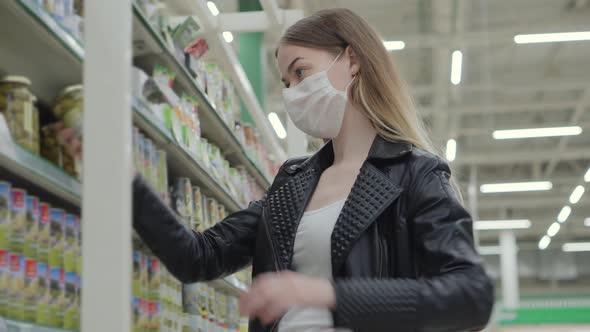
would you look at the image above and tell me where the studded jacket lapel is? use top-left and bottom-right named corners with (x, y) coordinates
top-left (264, 167), bottom-right (319, 269)
top-left (331, 161), bottom-right (403, 275)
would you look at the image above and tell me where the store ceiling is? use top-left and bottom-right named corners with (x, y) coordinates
top-left (270, 0), bottom-right (590, 246)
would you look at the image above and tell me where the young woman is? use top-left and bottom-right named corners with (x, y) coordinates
top-left (134, 8), bottom-right (493, 332)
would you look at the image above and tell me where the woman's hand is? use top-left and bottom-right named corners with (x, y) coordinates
top-left (239, 271), bottom-right (336, 325)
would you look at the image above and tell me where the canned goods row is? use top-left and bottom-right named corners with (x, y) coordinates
top-left (183, 282), bottom-right (243, 332)
top-left (134, 126), bottom-right (169, 204)
top-left (132, 250), bottom-right (184, 332)
top-left (0, 179), bottom-right (82, 330)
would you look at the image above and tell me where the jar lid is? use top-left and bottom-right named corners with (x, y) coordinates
top-left (58, 84), bottom-right (83, 97)
top-left (0, 75), bottom-right (31, 86)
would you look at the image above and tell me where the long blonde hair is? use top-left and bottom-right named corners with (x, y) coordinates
top-left (280, 8), bottom-right (463, 198)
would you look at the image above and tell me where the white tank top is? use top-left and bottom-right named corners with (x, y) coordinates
top-left (278, 199), bottom-right (352, 332)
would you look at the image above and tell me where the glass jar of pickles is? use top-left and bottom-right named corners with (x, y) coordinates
top-left (0, 76), bottom-right (39, 154)
top-left (53, 85), bottom-right (83, 139)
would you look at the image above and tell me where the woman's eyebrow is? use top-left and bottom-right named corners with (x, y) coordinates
top-left (287, 57), bottom-right (304, 73)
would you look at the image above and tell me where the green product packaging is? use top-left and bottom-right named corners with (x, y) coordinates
top-left (37, 203), bottom-right (51, 264)
top-left (24, 196), bottom-right (39, 258)
top-left (149, 300), bottom-right (161, 332)
top-left (23, 257), bottom-right (37, 322)
top-left (0, 182), bottom-right (11, 250)
top-left (158, 150), bottom-right (169, 204)
top-left (36, 262), bottom-right (50, 325)
top-left (192, 187), bottom-right (204, 233)
top-left (48, 267), bottom-right (65, 327)
top-left (8, 253), bottom-right (24, 320)
top-left (132, 297), bottom-right (142, 332)
top-left (49, 208), bottom-right (65, 267)
top-left (63, 271), bottom-right (77, 330)
top-left (64, 214), bottom-right (78, 272)
top-left (171, 16), bottom-right (201, 50)
top-left (144, 139), bottom-right (154, 187)
top-left (132, 252), bottom-right (144, 297)
top-left (148, 257), bottom-right (160, 301)
top-left (10, 188), bottom-right (27, 253)
top-left (0, 250), bottom-right (8, 316)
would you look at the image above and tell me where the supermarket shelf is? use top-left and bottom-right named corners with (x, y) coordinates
top-left (154, 0), bottom-right (287, 163)
top-left (0, 143), bottom-right (81, 207)
top-left (131, 4), bottom-right (273, 188)
top-left (210, 275), bottom-right (248, 296)
top-left (133, 98), bottom-right (244, 212)
top-left (5, 319), bottom-right (73, 332)
top-left (0, 0), bottom-right (83, 102)
top-left (1, 0), bottom-right (271, 189)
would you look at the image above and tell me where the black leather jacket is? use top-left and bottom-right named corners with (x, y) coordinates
top-left (133, 136), bottom-right (494, 332)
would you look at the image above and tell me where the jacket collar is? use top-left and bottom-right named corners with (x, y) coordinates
top-left (291, 135), bottom-right (413, 174)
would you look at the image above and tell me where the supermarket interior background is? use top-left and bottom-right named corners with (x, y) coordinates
top-left (0, 0), bottom-right (590, 331)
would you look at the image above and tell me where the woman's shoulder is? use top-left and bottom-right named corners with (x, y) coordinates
top-left (404, 145), bottom-right (451, 177)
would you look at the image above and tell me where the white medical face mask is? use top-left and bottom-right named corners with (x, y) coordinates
top-left (282, 52), bottom-right (354, 139)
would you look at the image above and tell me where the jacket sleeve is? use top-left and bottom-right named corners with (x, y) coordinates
top-left (132, 175), bottom-right (261, 284)
top-left (332, 161), bottom-right (494, 332)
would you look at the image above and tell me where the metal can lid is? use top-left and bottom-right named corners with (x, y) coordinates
top-left (0, 75), bottom-right (31, 86)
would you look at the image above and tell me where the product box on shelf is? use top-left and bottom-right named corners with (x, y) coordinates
top-left (206, 198), bottom-right (219, 229)
top-left (38, 203), bottom-right (51, 264)
top-left (133, 252), bottom-right (147, 298)
top-left (0, 249), bottom-right (8, 316)
top-left (23, 257), bottom-right (38, 322)
top-left (172, 177), bottom-right (194, 229)
top-left (24, 196), bottom-right (39, 258)
top-left (148, 256), bottom-right (160, 301)
top-left (36, 261), bottom-right (50, 325)
top-left (9, 188), bottom-right (26, 254)
top-left (0, 181), bottom-right (10, 252)
top-left (216, 292), bottom-right (228, 332)
top-left (49, 208), bottom-right (65, 267)
top-left (192, 186), bottom-right (205, 233)
top-left (63, 270), bottom-right (77, 330)
top-left (64, 214), bottom-right (78, 272)
top-left (48, 267), bottom-right (65, 327)
top-left (8, 253), bottom-right (25, 320)
top-left (208, 286), bottom-right (217, 330)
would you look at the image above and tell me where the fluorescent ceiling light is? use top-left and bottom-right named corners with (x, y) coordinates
top-left (268, 112), bottom-right (287, 139)
top-left (207, 1), bottom-right (220, 16)
top-left (585, 217), bottom-right (590, 227)
top-left (480, 181), bottom-right (552, 193)
top-left (538, 235), bottom-right (551, 250)
top-left (547, 222), bottom-right (561, 237)
top-left (222, 31), bottom-right (234, 43)
top-left (446, 139), bottom-right (457, 162)
top-left (478, 246), bottom-right (501, 256)
top-left (562, 242), bottom-right (590, 252)
top-left (492, 126), bottom-right (582, 140)
top-left (450, 50), bottom-right (463, 85)
top-left (514, 31), bottom-right (590, 44)
top-left (569, 185), bottom-right (585, 204)
top-left (557, 206), bottom-right (572, 223)
top-left (383, 41), bottom-right (405, 51)
top-left (475, 219), bottom-right (531, 230)
top-left (585, 167), bottom-right (590, 182)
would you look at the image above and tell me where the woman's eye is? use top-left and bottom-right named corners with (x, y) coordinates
top-left (295, 69), bottom-right (305, 78)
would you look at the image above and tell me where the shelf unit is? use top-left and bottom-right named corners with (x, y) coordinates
top-left (1, 0), bottom-right (257, 330)
top-left (132, 4), bottom-right (273, 189)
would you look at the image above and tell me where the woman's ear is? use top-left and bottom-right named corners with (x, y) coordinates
top-left (346, 46), bottom-right (360, 76)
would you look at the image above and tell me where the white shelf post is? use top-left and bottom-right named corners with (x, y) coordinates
top-left (82, 0), bottom-right (133, 331)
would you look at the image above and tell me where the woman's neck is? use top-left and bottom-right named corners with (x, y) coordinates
top-left (332, 103), bottom-right (377, 166)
